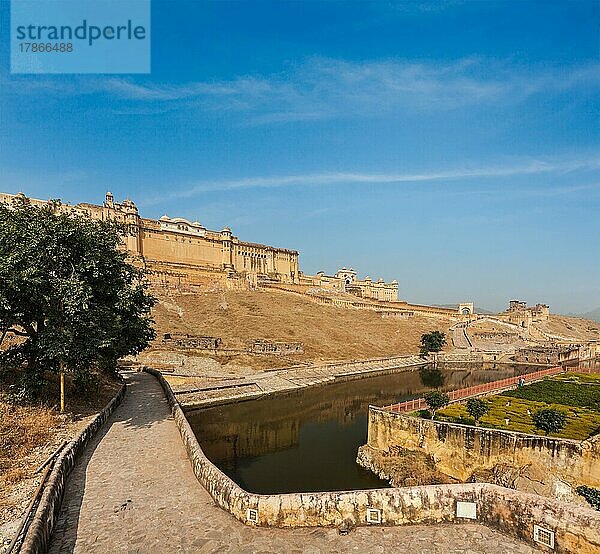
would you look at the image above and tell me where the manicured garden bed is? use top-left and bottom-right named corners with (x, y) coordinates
top-left (433, 373), bottom-right (600, 440)
top-left (501, 374), bottom-right (600, 411)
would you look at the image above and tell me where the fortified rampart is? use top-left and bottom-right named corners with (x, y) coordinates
top-left (515, 345), bottom-right (581, 365)
top-left (361, 408), bottom-right (600, 503)
top-left (261, 282), bottom-right (472, 319)
top-left (498, 300), bottom-right (550, 329)
top-left (2, 191), bottom-right (480, 315)
top-left (299, 267), bottom-right (398, 302)
top-left (0, 191), bottom-right (299, 287)
top-left (145, 367), bottom-right (600, 553)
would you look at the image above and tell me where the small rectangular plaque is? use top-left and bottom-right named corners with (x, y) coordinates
top-left (534, 525), bottom-right (555, 548)
top-left (246, 508), bottom-right (258, 523)
top-left (366, 507), bottom-right (382, 524)
top-left (456, 501), bottom-right (477, 519)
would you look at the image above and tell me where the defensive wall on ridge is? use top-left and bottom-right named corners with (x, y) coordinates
top-left (260, 282), bottom-right (471, 319)
top-left (1, 191), bottom-right (478, 316)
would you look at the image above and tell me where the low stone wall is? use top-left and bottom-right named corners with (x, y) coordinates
top-left (146, 367), bottom-right (600, 553)
top-left (364, 408), bottom-right (600, 502)
top-left (162, 333), bottom-right (222, 349)
top-left (247, 339), bottom-right (304, 354)
top-left (20, 382), bottom-right (127, 554)
top-left (473, 332), bottom-right (519, 342)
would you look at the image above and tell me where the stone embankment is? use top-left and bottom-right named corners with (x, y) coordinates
top-left (360, 407), bottom-right (600, 503)
top-left (169, 354), bottom-right (428, 409)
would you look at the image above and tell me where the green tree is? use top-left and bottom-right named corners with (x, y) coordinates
top-left (576, 486), bottom-right (600, 511)
top-left (0, 198), bottom-right (156, 399)
top-left (466, 398), bottom-right (490, 426)
top-left (420, 331), bottom-right (446, 357)
top-left (424, 390), bottom-right (449, 419)
top-left (532, 408), bottom-right (566, 436)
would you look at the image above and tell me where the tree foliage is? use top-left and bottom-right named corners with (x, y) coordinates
top-left (0, 198), bottom-right (156, 398)
top-left (420, 331), bottom-right (446, 356)
top-left (576, 486), bottom-right (600, 511)
top-left (424, 390), bottom-right (449, 419)
top-left (532, 408), bottom-right (566, 436)
top-left (466, 398), bottom-right (490, 425)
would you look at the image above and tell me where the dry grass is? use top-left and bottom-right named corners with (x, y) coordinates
top-left (469, 319), bottom-right (520, 334)
top-left (0, 370), bottom-right (121, 526)
top-left (149, 289), bottom-right (453, 369)
top-left (538, 315), bottom-right (600, 341)
top-left (0, 403), bottom-right (59, 484)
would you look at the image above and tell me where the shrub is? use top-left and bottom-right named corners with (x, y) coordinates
top-left (532, 408), bottom-right (567, 436)
top-left (420, 331), bottom-right (446, 356)
top-left (576, 485), bottom-right (600, 510)
top-left (466, 398), bottom-right (490, 425)
top-left (424, 390), bottom-right (450, 419)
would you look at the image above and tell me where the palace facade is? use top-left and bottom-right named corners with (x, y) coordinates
top-left (299, 267), bottom-right (399, 302)
top-left (0, 191), bottom-right (299, 287)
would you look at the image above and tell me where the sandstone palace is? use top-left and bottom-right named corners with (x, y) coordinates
top-left (0, 191), bottom-right (399, 300)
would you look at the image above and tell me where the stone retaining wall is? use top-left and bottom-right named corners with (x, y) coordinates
top-left (435, 352), bottom-right (484, 362)
top-left (247, 339), bottom-right (304, 354)
top-left (20, 382), bottom-right (126, 554)
top-left (145, 367), bottom-right (600, 553)
top-left (364, 408), bottom-right (600, 502)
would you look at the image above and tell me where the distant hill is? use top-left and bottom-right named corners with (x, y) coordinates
top-left (581, 307), bottom-right (600, 323)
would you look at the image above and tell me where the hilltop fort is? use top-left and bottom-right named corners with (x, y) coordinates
top-left (0, 191), bottom-right (401, 301)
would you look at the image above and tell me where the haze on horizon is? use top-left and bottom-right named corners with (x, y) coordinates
top-left (1, 1), bottom-right (599, 314)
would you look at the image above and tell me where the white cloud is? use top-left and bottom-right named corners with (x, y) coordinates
top-left (137, 155), bottom-right (600, 204)
top-left (4, 57), bottom-right (599, 122)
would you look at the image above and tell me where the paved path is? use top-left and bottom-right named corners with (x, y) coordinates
top-left (49, 372), bottom-right (536, 553)
top-left (450, 322), bottom-right (472, 350)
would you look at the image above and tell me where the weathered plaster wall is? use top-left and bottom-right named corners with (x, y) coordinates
top-left (365, 408), bottom-right (600, 501)
top-left (146, 367), bottom-right (600, 553)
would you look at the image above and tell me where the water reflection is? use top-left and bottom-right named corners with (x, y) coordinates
top-left (187, 363), bottom-right (540, 494)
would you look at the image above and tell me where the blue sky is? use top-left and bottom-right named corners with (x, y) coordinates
top-left (1, 0), bottom-right (599, 313)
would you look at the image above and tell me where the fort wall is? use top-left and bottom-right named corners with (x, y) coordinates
top-left (0, 192), bottom-right (299, 287)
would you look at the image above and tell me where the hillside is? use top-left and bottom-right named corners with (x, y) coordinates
top-left (581, 307), bottom-right (600, 323)
top-left (143, 288), bottom-right (452, 371)
top-left (137, 288), bottom-right (600, 375)
top-left (536, 314), bottom-right (600, 341)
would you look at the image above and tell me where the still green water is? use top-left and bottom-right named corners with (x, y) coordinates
top-left (188, 363), bottom-right (541, 494)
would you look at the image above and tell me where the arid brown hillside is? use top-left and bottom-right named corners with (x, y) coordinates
top-left (147, 289), bottom-right (452, 369)
top-left (538, 315), bottom-right (600, 341)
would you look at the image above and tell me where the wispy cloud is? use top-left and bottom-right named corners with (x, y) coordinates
top-left (138, 155), bottom-right (600, 204)
top-left (4, 57), bottom-right (599, 123)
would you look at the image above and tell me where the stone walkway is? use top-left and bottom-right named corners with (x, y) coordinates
top-left (49, 372), bottom-right (536, 553)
